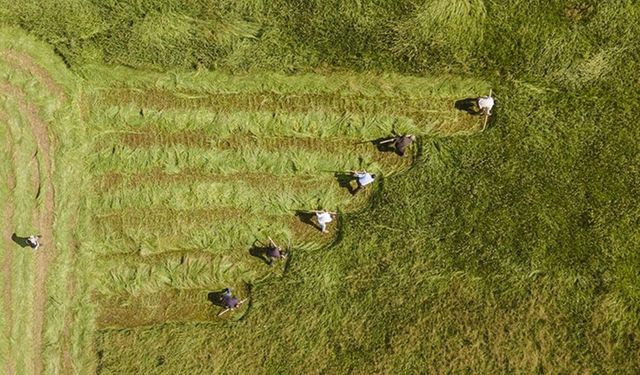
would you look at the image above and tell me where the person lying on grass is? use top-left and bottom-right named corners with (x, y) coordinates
top-left (379, 134), bottom-right (416, 157)
top-left (477, 95), bottom-right (494, 116)
top-left (26, 234), bottom-right (41, 250)
top-left (266, 236), bottom-right (287, 266)
top-left (313, 210), bottom-right (337, 234)
top-left (351, 170), bottom-right (376, 194)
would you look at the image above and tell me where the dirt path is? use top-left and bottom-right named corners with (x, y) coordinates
top-left (1, 108), bottom-right (17, 375)
top-left (1, 50), bottom-right (65, 104)
top-left (0, 82), bottom-right (56, 375)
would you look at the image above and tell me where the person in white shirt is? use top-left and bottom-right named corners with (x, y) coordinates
top-left (26, 234), bottom-right (41, 250)
top-left (313, 210), bottom-right (336, 233)
top-left (476, 96), bottom-right (494, 115)
top-left (351, 171), bottom-right (376, 194)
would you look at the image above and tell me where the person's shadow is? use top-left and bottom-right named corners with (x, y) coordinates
top-left (370, 136), bottom-right (397, 153)
top-left (455, 98), bottom-right (482, 115)
top-left (11, 233), bottom-right (31, 248)
top-left (334, 172), bottom-right (357, 195)
top-left (295, 210), bottom-right (319, 231)
top-left (207, 290), bottom-right (227, 308)
top-left (249, 241), bottom-right (271, 265)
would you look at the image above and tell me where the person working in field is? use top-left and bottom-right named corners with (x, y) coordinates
top-left (379, 134), bottom-right (416, 157)
top-left (266, 236), bottom-right (287, 266)
top-left (26, 234), bottom-right (41, 250)
top-left (477, 95), bottom-right (494, 116)
top-left (351, 170), bottom-right (376, 194)
top-left (314, 210), bottom-right (336, 234)
top-left (222, 288), bottom-right (239, 310)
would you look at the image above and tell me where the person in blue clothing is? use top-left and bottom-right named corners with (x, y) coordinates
top-left (266, 236), bottom-right (287, 266)
top-left (221, 288), bottom-right (239, 309)
top-left (351, 170), bottom-right (376, 194)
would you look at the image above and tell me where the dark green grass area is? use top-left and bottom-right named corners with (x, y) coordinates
top-left (4, 0), bottom-right (636, 77)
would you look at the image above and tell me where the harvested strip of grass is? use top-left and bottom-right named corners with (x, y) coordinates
top-left (92, 134), bottom-right (412, 178)
top-left (90, 105), bottom-right (422, 138)
top-left (95, 252), bottom-right (255, 297)
top-left (1, 86), bottom-right (40, 375)
top-left (95, 177), bottom-right (352, 212)
top-left (0, 107), bottom-right (12, 373)
top-left (95, 170), bottom-right (333, 193)
top-left (98, 88), bottom-right (479, 133)
top-left (96, 288), bottom-right (227, 329)
top-left (93, 208), bottom-right (336, 256)
top-left (88, 145), bottom-right (392, 177)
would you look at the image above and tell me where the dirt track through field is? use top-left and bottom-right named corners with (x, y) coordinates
top-left (1, 50), bottom-right (65, 104)
top-left (0, 82), bottom-right (56, 375)
top-left (1, 108), bottom-right (17, 375)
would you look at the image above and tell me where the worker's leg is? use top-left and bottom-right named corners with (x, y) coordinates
top-left (319, 221), bottom-right (327, 233)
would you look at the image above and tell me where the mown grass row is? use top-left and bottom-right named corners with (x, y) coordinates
top-left (89, 144), bottom-right (406, 177)
top-left (0, 107), bottom-right (9, 374)
top-left (92, 106), bottom-right (421, 139)
top-left (97, 179), bottom-right (354, 213)
top-left (1, 87), bottom-right (41, 375)
top-left (94, 208), bottom-right (332, 256)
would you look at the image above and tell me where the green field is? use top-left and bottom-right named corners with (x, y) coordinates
top-left (1, 1), bottom-right (639, 374)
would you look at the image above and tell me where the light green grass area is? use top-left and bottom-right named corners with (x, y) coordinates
top-left (1, 1), bottom-right (640, 374)
top-left (82, 67), bottom-right (487, 332)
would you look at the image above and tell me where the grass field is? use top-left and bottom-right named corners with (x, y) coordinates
top-left (1, 0), bottom-right (640, 374)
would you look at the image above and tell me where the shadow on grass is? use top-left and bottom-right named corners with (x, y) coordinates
top-left (455, 98), bottom-right (482, 115)
top-left (11, 233), bottom-right (31, 248)
top-left (206, 290), bottom-right (226, 308)
top-left (334, 172), bottom-right (357, 195)
top-left (295, 210), bottom-right (320, 232)
top-left (371, 136), bottom-right (397, 153)
top-left (249, 240), bottom-right (271, 265)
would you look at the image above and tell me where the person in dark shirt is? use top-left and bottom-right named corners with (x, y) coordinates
top-left (266, 236), bottom-right (287, 266)
top-left (221, 288), bottom-right (239, 309)
top-left (379, 134), bottom-right (416, 157)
